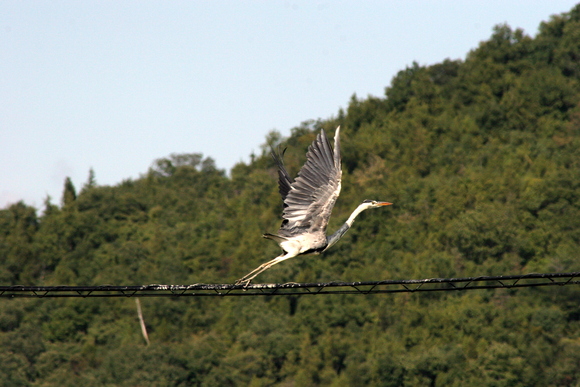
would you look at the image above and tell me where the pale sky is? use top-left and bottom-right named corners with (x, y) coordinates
top-left (2, 1), bottom-right (578, 209)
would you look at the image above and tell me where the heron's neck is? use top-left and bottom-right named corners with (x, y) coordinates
top-left (325, 203), bottom-right (369, 251)
top-left (346, 203), bottom-right (369, 227)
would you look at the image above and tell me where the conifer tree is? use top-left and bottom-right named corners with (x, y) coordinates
top-left (61, 177), bottom-right (76, 207)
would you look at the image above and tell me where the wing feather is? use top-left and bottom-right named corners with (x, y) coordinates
top-left (278, 127), bottom-right (342, 238)
top-left (271, 147), bottom-right (292, 201)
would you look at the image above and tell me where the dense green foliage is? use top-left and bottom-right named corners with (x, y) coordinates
top-left (2, 6), bottom-right (580, 385)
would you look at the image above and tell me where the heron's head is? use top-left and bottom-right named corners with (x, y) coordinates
top-left (361, 199), bottom-right (392, 210)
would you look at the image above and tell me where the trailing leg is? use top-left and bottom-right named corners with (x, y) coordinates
top-left (235, 253), bottom-right (295, 286)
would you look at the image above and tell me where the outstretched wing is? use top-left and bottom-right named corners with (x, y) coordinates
top-left (271, 147), bottom-right (292, 202)
top-left (278, 127), bottom-right (342, 237)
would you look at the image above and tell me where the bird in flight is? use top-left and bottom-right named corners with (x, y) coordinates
top-left (235, 126), bottom-right (391, 285)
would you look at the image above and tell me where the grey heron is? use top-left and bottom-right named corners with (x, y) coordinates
top-left (235, 126), bottom-right (391, 285)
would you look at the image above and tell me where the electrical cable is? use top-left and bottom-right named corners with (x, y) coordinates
top-left (1, 272), bottom-right (579, 298)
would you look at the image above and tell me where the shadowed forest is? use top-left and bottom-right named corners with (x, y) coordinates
top-left (2, 5), bottom-right (580, 386)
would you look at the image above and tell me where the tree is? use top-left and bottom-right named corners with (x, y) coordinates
top-left (61, 177), bottom-right (77, 207)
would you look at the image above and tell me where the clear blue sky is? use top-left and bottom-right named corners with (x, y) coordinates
top-left (2, 1), bottom-right (578, 209)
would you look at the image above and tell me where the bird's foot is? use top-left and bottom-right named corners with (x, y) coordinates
top-left (234, 278), bottom-right (253, 288)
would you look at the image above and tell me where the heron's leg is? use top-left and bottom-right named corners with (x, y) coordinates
top-left (235, 254), bottom-right (294, 286)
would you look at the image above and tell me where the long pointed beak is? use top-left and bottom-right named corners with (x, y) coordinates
top-left (377, 201), bottom-right (392, 206)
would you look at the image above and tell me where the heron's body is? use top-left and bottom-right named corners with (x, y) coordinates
top-left (235, 127), bottom-right (391, 285)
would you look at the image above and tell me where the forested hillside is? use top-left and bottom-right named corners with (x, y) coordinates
top-left (2, 5), bottom-right (580, 386)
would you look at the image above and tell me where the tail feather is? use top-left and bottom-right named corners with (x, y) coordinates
top-left (263, 233), bottom-right (288, 244)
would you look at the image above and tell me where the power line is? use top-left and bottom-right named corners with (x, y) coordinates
top-left (1, 272), bottom-right (579, 298)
